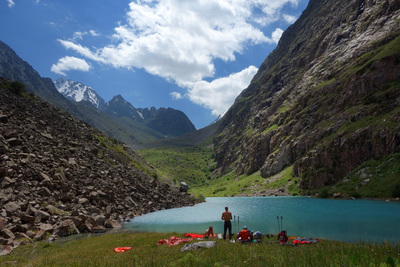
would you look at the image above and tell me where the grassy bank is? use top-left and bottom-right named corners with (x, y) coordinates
top-left (1, 232), bottom-right (399, 266)
top-left (190, 167), bottom-right (299, 197)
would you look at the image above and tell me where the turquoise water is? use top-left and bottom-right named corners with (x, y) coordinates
top-left (125, 197), bottom-right (400, 243)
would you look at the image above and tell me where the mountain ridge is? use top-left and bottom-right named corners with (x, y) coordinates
top-left (214, 0), bottom-right (400, 194)
top-left (55, 77), bottom-right (196, 138)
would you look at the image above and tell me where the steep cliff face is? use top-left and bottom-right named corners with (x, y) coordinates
top-left (214, 0), bottom-right (400, 192)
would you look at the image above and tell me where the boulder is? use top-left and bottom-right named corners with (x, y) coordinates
top-left (0, 245), bottom-right (13, 256)
top-left (54, 219), bottom-right (80, 237)
top-left (104, 219), bottom-right (121, 229)
top-left (35, 210), bottom-right (50, 223)
top-left (4, 201), bottom-right (20, 215)
top-left (33, 229), bottom-right (48, 241)
top-left (20, 213), bottom-right (35, 224)
top-left (0, 217), bottom-right (5, 231)
top-left (92, 214), bottom-right (106, 226)
top-left (1, 229), bottom-right (15, 240)
top-left (38, 187), bottom-right (51, 197)
top-left (181, 241), bottom-right (217, 251)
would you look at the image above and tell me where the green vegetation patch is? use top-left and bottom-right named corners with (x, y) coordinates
top-left (349, 34), bottom-right (400, 76)
top-left (191, 166), bottom-right (300, 197)
top-left (1, 232), bottom-right (399, 266)
top-left (313, 153), bottom-right (400, 199)
top-left (137, 146), bottom-right (215, 187)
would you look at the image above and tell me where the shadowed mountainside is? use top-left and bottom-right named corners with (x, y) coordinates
top-left (214, 0), bottom-right (400, 193)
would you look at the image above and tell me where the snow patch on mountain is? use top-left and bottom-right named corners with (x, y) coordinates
top-left (55, 78), bottom-right (105, 109)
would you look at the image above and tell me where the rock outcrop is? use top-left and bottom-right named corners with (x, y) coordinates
top-left (0, 78), bottom-right (195, 254)
top-left (214, 0), bottom-right (400, 192)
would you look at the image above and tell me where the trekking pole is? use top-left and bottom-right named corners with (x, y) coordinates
top-left (277, 216), bottom-right (280, 232)
top-left (234, 215), bottom-right (236, 233)
top-left (280, 216), bottom-right (283, 232)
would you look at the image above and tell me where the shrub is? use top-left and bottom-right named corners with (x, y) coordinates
top-left (391, 182), bottom-right (400, 198)
top-left (9, 81), bottom-right (25, 95)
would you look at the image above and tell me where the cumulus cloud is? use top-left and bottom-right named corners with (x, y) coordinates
top-left (89, 30), bottom-right (99, 37)
top-left (55, 0), bottom-right (299, 115)
top-left (271, 28), bottom-right (284, 44)
top-left (51, 56), bottom-right (91, 76)
top-left (170, 91), bottom-right (183, 100)
top-left (187, 66), bottom-right (258, 116)
top-left (283, 14), bottom-right (297, 24)
top-left (7, 0), bottom-right (15, 8)
top-left (57, 0), bottom-right (298, 85)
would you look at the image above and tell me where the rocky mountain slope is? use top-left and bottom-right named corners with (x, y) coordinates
top-left (0, 78), bottom-right (195, 254)
top-left (102, 95), bottom-right (196, 137)
top-left (214, 0), bottom-right (400, 193)
top-left (55, 78), bottom-right (196, 138)
top-left (0, 42), bottom-right (195, 144)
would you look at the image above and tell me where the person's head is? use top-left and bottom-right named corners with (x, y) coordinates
top-left (225, 207), bottom-right (228, 211)
top-left (209, 226), bottom-right (213, 230)
top-left (243, 226), bottom-right (247, 230)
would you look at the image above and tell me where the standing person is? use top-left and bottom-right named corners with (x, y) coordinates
top-left (221, 206), bottom-right (232, 240)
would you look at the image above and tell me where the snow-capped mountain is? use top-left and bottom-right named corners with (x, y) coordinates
top-left (54, 78), bottom-right (196, 137)
top-left (55, 78), bottom-right (105, 109)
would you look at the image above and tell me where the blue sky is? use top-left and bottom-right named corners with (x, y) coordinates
top-left (1, 0), bottom-right (309, 129)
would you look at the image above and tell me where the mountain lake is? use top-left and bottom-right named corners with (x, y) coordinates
top-left (124, 197), bottom-right (400, 244)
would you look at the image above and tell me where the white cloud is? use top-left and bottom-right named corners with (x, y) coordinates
top-left (7, 0), bottom-right (15, 8)
top-left (271, 28), bottom-right (284, 44)
top-left (89, 30), bottom-right (99, 37)
top-left (283, 14), bottom-right (297, 24)
top-left (73, 31), bottom-right (86, 40)
top-left (51, 56), bottom-right (91, 76)
top-left (55, 0), bottom-right (299, 115)
top-left (72, 30), bottom-right (100, 40)
top-left (170, 92), bottom-right (183, 100)
top-left (56, 0), bottom-right (298, 85)
top-left (187, 66), bottom-right (258, 116)
top-left (58, 40), bottom-right (107, 63)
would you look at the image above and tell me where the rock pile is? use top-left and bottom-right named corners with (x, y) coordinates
top-left (0, 78), bottom-right (195, 255)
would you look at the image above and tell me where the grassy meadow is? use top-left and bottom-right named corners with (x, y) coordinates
top-left (136, 146), bottom-right (216, 187)
top-left (1, 232), bottom-right (399, 266)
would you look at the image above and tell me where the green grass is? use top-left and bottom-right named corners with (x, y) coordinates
top-left (137, 146), bottom-right (215, 187)
top-left (1, 232), bottom-right (399, 266)
top-left (191, 166), bottom-right (299, 197)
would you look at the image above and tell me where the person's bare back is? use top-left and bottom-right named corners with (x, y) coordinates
top-left (221, 210), bottom-right (232, 221)
top-left (221, 206), bottom-right (232, 221)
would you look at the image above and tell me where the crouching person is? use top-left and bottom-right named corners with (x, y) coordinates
top-left (204, 226), bottom-right (214, 238)
top-left (237, 226), bottom-right (253, 244)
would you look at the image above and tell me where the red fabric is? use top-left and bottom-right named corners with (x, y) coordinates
top-left (156, 236), bottom-right (194, 246)
top-left (114, 247), bottom-right (132, 253)
top-left (185, 233), bottom-right (205, 238)
top-left (237, 229), bottom-right (252, 241)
